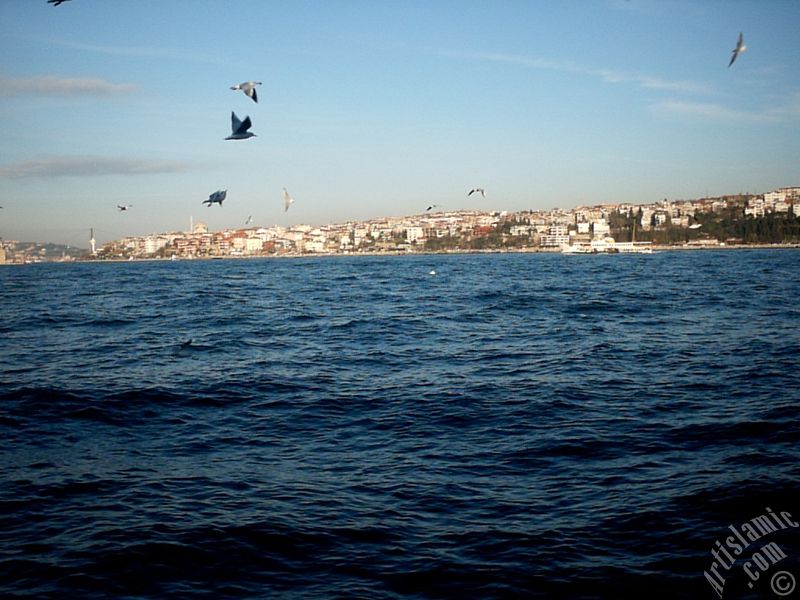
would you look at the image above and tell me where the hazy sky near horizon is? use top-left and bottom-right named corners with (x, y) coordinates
top-left (1, 0), bottom-right (798, 247)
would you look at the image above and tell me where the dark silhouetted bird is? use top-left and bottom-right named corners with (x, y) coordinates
top-left (203, 190), bottom-right (227, 207)
top-left (225, 112), bottom-right (255, 140)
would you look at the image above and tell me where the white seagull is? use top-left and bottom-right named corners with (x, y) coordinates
top-left (225, 112), bottom-right (256, 140)
top-left (117, 204), bottom-right (132, 212)
top-left (245, 215), bottom-right (253, 225)
top-left (230, 81), bottom-right (262, 103)
top-left (283, 188), bottom-right (295, 212)
top-left (426, 204), bottom-right (441, 211)
top-left (468, 188), bottom-right (486, 198)
top-left (729, 32), bottom-right (746, 67)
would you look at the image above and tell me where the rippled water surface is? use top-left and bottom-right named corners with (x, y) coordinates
top-left (1, 250), bottom-right (798, 599)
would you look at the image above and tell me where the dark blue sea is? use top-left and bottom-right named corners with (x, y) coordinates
top-left (1, 250), bottom-right (798, 599)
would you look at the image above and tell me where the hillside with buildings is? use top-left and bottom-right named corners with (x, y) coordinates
top-left (96, 186), bottom-right (800, 260)
top-left (0, 241), bottom-right (85, 265)
top-left (2, 187), bottom-right (798, 264)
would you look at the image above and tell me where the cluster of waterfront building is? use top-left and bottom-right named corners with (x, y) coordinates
top-left (91, 186), bottom-right (798, 259)
top-left (97, 209), bottom-right (495, 259)
top-left (2, 187), bottom-right (796, 263)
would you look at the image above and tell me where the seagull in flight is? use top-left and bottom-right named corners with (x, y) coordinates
top-left (283, 188), bottom-right (295, 212)
top-left (117, 204), bottom-right (132, 212)
top-left (203, 190), bottom-right (227, 207)
top-left (728, 32), bottom-right (747, 67)
top-left (468, 188), bottom-right (486, 198)
top-left (225, 112), bottom-right (255, 140)
top-left (426, 204), bottom-right (441, 211)
top-left (245, 215), bottom-right (253, 225)
top-left (47, 0), bottom-right (71, 6)
top-left (230, 81), bottom-right (262, 103)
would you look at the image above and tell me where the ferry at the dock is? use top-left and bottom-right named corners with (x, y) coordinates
top-left (562, 237), bottom-right (653, 254)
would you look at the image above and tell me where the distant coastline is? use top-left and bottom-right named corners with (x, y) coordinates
top-left (2, 186), bottom-right (798, 264)
top-left (4, 241), bottom-right (800, 267)
top-left (89, 186), bottom-right (800, 262)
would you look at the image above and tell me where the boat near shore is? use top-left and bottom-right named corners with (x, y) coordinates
top-left (562, 237), bottom-right (653, 254)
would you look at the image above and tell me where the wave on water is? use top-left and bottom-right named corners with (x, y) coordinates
top-left (1, 251), bottom-right (799, 598)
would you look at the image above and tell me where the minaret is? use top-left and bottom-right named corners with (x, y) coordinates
top-left (90, 228), bottom-right (97, 255)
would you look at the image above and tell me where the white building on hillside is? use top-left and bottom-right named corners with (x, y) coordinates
top-left (591, 219), bottom-right (610, 239)
top-left (765, 187), bottom-right (800, 203)
top-left (405, 227), bottom-right (425, 243)
top-left (745, 197), bottom-right (766, 218)
top-left (541, 225), bottom-right (569, 247)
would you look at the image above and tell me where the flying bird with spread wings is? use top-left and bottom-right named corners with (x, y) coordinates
top-left (47, 0), bottom-right (72, 6)
top-left (230, 81), bottom-right (262, 103)
top-left (729, 32), bottom-right (747, 67)
top-left (283, 188), bottom-right (295, 212)
top-left (203, 190), bottom-right (227, 207)
top-left (117, 205), bottom-right (132, 212)
top-left (468, 188), bottom-right (486, 198)
top-left (225, 112), bottom-right (256, 140)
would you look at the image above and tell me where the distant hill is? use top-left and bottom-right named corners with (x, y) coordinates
top-left (0, 240), bottom-right (88, 264)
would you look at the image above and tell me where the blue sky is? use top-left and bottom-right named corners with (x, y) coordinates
top-left (1, 0), bottom-right (798, 247)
